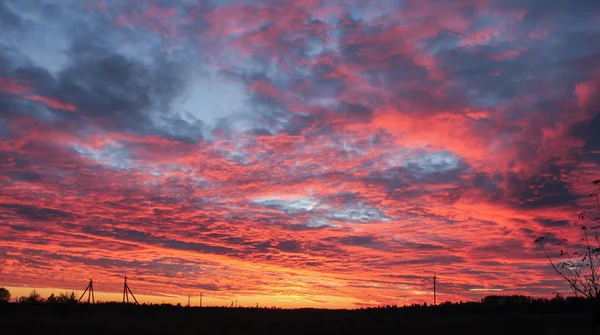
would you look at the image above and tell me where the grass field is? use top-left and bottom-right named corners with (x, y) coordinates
top-left (1, 299), bottom-right (599, 334)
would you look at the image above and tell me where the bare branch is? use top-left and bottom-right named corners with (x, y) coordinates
top-left (536, 180), bottom-right (600, 299)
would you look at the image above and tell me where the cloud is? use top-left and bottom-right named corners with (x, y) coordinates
top-left (0, 2), bottom-right (21, 28)
top-left (0, 0), bottom-right (599, 308)
top-left (275, 240), bottom-right (304, 253)
top-left (536, 218), bottom-right (570, 228)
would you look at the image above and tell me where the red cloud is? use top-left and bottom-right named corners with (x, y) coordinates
top-left (25, 95), bottom-right (76, 112)
top-left (0, 77), bottom-right (76, 112)
top-left (574, 66), bottom-right (600, 109)
top-left (1, 0), bottom-right (600, 309)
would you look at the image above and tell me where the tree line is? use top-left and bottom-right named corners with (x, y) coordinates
top-left (0, 288), bottom-right (77, 304)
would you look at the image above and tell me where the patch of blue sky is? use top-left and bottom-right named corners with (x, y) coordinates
top-left (72, 142), bottom-right (135, 170)
top-left (328, 204), bottom-right (391, 223)
top-left (403, 150), bottom-right (461, 173)
top-left (253, 197), bottom-right (317, 214)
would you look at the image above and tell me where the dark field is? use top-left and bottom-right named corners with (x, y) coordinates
top-left (2, 299), bottom-right (600, 335)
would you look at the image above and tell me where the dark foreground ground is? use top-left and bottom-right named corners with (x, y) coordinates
top-left (2, 300), bottom-right (600, 335)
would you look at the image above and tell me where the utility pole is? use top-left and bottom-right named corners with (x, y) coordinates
top-left (122, 276), bottom-right (139, 305)
top-left (123, 276), bottom-right (127, 303)
top-left (433, 275), bottom-right (437, 306)
top-left (78, 279), bottom-right (95, 304)
top-left (188, 294), bottom-right (190, 307)
top-left (200, 292), bottom-right (203, 307)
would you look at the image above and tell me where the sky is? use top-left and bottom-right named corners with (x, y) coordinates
top-left (0, 0), bottom-right (599, 308)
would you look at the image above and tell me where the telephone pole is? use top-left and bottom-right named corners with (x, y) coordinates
top-left (78, 279), bottom-right (95, 304)
top-left (199, 292), bottom-right (203, 307)
top-left (122, 276), bottom-right (139, 305)
top-left (188, 294), bottom-right (191, 307)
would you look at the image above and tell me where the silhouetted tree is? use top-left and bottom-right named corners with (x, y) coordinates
top-left (60, 291), bottom-right (77, 304)
top-left (536, 180), bottom-right (600, 299)
top-left (482, 295), bottom-right (532, 306)
top-left (18, 290), bottom-right (44, 304)
top-left (0, 287), bottom-right (10, 303)
top-left (47, 291), bottom-right (77, 304)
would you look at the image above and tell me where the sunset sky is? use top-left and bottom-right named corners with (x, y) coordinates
top-left (1, 0), bottom-right (599, 308)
